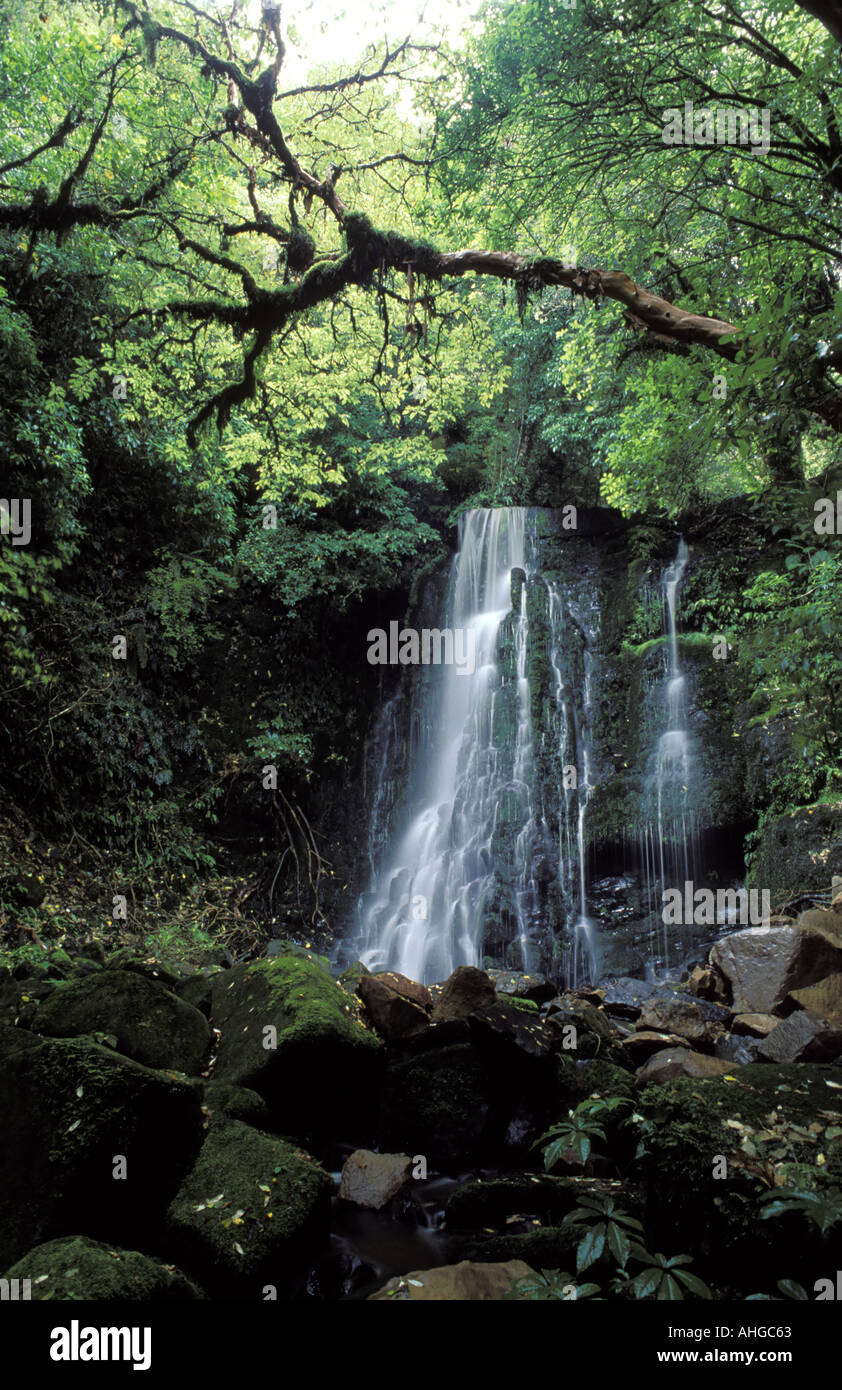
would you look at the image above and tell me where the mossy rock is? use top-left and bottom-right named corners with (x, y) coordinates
top-left (210, 957), bottom-right (383, 1143)
top-left (104, 954), bottom-right (184, 988)
top-left (175, 971), bottom-right (220, 1017)
top-left (446, 1175), bottom-right (586, 1230)
top-left (0, 975), bottom-right (55, 1026)
top-left (635, 1063), bottom-right (842, 1293)
top-left (0, 1030), bottom-right (203, 1267)
top-left (377, 1042), bottom-right (495, 1170)
top-left (557, 1056), bottom-right (637, 1103)
top-left (2, 1236), bottom-right (204, 1300)
top-left (747, 801), bottom-right (842, 894)
top-left (202, 1080), bottom-right (269, 1127)
top-left (166, 1118), bottom-right (332, 1296)
top-left (47, 949), bottom-right (76, 979)
top-left (460, 1227), bottom-right (580, 1269)
top-left (508, 996), bottom-right (539, 1014)
top-left (33, 969), bottom-right (211, 1074)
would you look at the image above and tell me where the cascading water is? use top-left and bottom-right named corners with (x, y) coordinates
top-left (352, 508), bottom-right (535, 983)
top-left (350, 506), bottom-right (601, 986)
top-left (639, 538), bottom-right (699, 971)
top-left (545, 581), bottom-right (599, 988)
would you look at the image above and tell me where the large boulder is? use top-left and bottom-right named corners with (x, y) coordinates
top-left (357, 974), bottom-right (429, 1041)
top-left (732, 1013), bottom-right (779, 1037)
top-left (377, 1042), bottom-right (493, 1170)
top-left (622, 1030), bottom-right (690, 1063)
top-left (756, 1010), bottom-right (842, 1063)
top-left (0, 1028), bottom-right (203, 1268)
top-left (1, 1236), bottom-right (203, 1300)
top-left (368, 1259), bottom-right (535, 1301)
top-left (788, 973), bottom-right (842, 1028)
top-left (33, 969), bottom-right (211, 1074)
top-left (468, 1001), bottom-right (559, 1060)
top-left (374, 972), bottom-right (432, 1010)
top-left (710, 926), bottom-right (841, 1015)
top-left (638, 995), bottom-right (728, 1046)
top-left (601, 977), bottom-right (690, 1020)
top-left (488, 971), bottom-right (555, 1005)
top-left (166, 1118), bottom-right (332, 1297)
top-left (634, 1048), bottom-right (735, 1086)
top-left (796, 907), bottom-right (842, 951)
top-left (210, 957), bottom-right (383, 1141)
top-left (338, 1150), bottom-right (412, 1210)
top-left (430, 966), bottom-right (496, 1023)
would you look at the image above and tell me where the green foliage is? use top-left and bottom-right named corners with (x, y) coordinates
top-left (537, 1095), bottom-right (631, 1169)
top-left (758, 1186), bottom-right (842, 1238)
top-left (142, 557), bottom-right (234, 665)
top-left (561, 1194), bottom-right (643, 1273)
top-left (619, 1248), bottom-right (713, 1302)
top-left (505, 1268), bottom-right (601, 1301)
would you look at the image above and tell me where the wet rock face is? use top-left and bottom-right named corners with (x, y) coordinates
top-left (488, 970), bottom-right (555, 1004)
top-left (357, 973), bottom-right (430, 1041)
top-left (634, 1048), bottom-right (735, 1086)
top-left (710, 925), bottom-right (842, 1014)
top-left (756, 1010), bottom-right (842, 1063)
top-left (430, 966), bottom-right (496, 1023)
top-left (33, 969), bottom-right (211, 1074)
top-left (637, 995), bottom-right (729, 1046)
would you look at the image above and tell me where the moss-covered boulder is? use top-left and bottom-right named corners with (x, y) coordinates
top-left (0, 1030), bottom-right (203, 1267)
top-left (0, 974), bottom-right (54, 1027)
top-left (377, 1042), bottom-right (494, 1170)
top-left (635, 1063), bottom-right (842, 1294)
top-left (201, 1080), bottom-right (269, 1127)
top-left (32, 970), bottom-right (201, 1064)
top-left (166, 1118), bottom-right (332, 1296)
top-left (33, 969), bottom-right (211, 1074)
top-left (2, 1236), bottom-right (203, 1300)
top-left (176, 970), bottom-right (221, 1017)
top-left (557, 1055), bottom-right (636, 1104)
top-left (210, 957), bottom-right (383, 1142)
top-left (748, 801), bottom-right (842, 894)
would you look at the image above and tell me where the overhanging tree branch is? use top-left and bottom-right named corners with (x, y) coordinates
top-left (159, 215), bottom-right (841, 442)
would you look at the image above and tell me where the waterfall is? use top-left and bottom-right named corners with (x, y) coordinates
top-left (351, 508), bottom-right (534, 983)
top-left (640, 537), bottom-right (698, 971)
top-left (350, 505), bottom-right (602, 986)
top-left (545, 581), bottom-right (599, 988)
